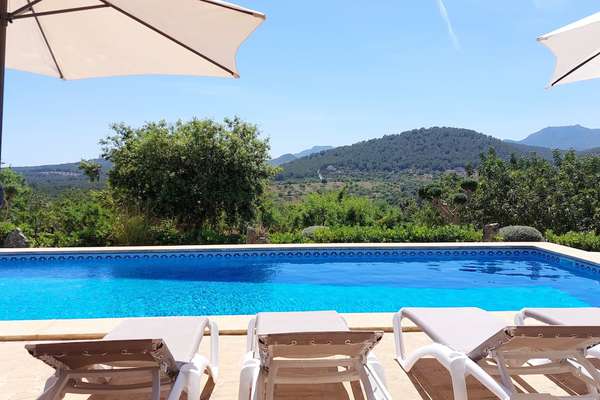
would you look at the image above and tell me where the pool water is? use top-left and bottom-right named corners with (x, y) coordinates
top-left (1, 248), bottom-right (599, 320)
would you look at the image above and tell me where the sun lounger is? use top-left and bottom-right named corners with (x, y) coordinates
top-left (393, 307), bottom-right (600, 400)
top-left (515, 307), bottom-right (600, 358)
top-left (239, 310), bottom-right (391, 400)
top-left (26, 316), bottom-right (218, 400)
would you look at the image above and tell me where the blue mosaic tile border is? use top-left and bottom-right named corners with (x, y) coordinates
top-left (0, 247), bottom-right (598, 274)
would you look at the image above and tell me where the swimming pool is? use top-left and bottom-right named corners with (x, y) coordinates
top-left (1, 246), bottom-right (599, 320)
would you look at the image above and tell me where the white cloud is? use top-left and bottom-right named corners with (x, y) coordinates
top-left (435, 0), bottom-right (461, 51)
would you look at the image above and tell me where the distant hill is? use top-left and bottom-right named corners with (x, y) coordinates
top-left (270, 146), bottom-right (333, 166)
top-left (11, 158), bottom-right (110, 194)
top-left (277, 127), bottom-right (555, 180)
top-left (512, 125), bottom-right (600, 151)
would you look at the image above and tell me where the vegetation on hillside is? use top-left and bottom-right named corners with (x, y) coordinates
top-left (3, 119), bottom-right (600, 251)
top-left (277, 127), bottom-right (554, 180)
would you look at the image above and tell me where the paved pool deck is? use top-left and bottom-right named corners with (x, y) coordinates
top-left (1, 312), bottom-right (580, 400)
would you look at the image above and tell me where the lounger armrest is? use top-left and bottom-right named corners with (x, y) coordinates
top-left (393, 311), bottom-right (408, 361)
top-left (209, 320), bottom-right (219, 378)
top-left (247, 318), bottom-right (257, 352)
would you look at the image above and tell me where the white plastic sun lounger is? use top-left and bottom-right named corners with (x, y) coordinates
top-left (239, 310), bottom-right (392, 400)
top-left (26, 316), bottom-right (219, 400)
top-left (515, 308), bottom-right (600, 358)
top-left (394, 307), bottom-right (600, 400)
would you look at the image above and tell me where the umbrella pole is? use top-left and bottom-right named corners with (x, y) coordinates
top-left (0, 0), bottom-right (7, 170)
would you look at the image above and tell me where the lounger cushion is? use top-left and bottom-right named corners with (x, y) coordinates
top-left (255, 311), bottom-right (349, 335)
top-left (104, 316), bottom-right (208, 363)
top-left (401, 307), bottom-right (506, 355)
top-left (522, 308), bottom-right (600, 326)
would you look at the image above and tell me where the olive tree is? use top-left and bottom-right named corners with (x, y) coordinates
top-left (101, 117), bottom-right (276, 229)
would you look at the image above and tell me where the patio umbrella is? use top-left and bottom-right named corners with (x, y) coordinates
top-left (0, 0), bottom-right (265, 170)
top-left (539, 11), bottom-right (600, 87)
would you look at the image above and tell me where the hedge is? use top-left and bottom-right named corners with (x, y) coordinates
top-left (269, 224), bottom-right (482, 244)
top-left (546, 230), bottom-right (600, 252)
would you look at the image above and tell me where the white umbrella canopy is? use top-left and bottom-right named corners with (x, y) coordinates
top-left (539, 11), bottom-right (600, 87)
top-left (4, 0), bottom-right (265, 79)
top-left (0, 0), bottom-right (265, 171)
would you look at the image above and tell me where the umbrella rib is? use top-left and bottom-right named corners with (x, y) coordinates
top-left (11, 5), bottom-right (111, 20)
top-left (99, 0), bottom-right (239, 78)
top-left (27, 1), bottom-right (64, 79)
top-left (197, 0), bottom-right (265, 19)
top-left (552, 50), bottom-right (600, 86)
top-left (9, 0), bottom-right (44, 17)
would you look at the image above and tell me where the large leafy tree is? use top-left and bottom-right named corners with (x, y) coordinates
top-left (101, 117), bottom-right (276, 229)
top-left (471, 149), bottom-right (600, 233)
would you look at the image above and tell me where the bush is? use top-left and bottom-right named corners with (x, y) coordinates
top-left (112, 213), bottom-right (155, 246)
top-left (269, 231), bottom-right (306, 244)
top-left (269, 224), bottom-right (482, 244)
top-left (498, 225), bottom-right (544, 242)
top-left (0, 221), bottom-right (17, 243)
top-left (546, 230), bottom-right (600, 252)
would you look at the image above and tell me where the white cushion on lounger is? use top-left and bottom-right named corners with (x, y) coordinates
top-left (104, 316), bottom-right (208, 363)
top-left (255, 311), bottom-right (349, 335)
top-left (522, 307), bottom-right (600, 325)
top-left (401, 307), bottom-right (507, 355)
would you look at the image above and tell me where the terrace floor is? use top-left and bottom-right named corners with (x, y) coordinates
top-left (0, 312), bottom-right (585, 400)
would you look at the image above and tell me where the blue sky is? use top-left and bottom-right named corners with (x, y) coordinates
top-left (4, 0), bottom-right (600, 166)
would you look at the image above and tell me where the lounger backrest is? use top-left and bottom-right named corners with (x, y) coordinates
top-left (25, 338), bottom-right (179, 379)
top-left (257, 331), bottom-right (383, 367)
top-left (468, 326), bottom-right (600, 361)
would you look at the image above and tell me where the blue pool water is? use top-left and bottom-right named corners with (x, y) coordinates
top-left (1, 248), bottom-right (599, 320)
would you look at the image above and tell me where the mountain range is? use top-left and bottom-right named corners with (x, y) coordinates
top-left (276, 127), bottom-right (561, 180)
top-left (508, 125), bottom-right (600, 151)
top-left (269, 146), bottom-right (333, 166)
top-left (8, 125), bottom-right (600, 190)
top-left (12, 159), bottom-right (110, 194)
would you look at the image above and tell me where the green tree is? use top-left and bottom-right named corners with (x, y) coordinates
top-left (102, 117), bottom-right (276, 229)
top-left (471, 149), bottom-right (600, 233)
top-left (78, 160), bottom-right (102, 183)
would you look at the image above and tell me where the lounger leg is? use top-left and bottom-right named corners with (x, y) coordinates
top-left (350, 380), bottom-right (366, 400)
top-left (168, 373), bottom-right (187, 400)
top-left (265, 363), bottom-right (278, 400)
top-left (356, 361), bottom-right (376, 400)
top-left (186, 369), bottom-right (203, 400)
top-left (151, 368), bottom-right (161, 400)
top-left (449, 357), bottom-right (468, 400)
top-left (367, 352), bottom-right (387, 387)
top-left (364, 363), bottom-right (393, 400)
top-left (238, 353), bottom-right (259, 400)
top-left (37, 372), bottom-right (69, 400)
top-left (200, 375), bottom-right (216, 400)
top-left (464, 359), bottom-right (511, 400)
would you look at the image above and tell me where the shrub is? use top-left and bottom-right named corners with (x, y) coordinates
top-left (545, 230), bottom-right (600, 252)
top-left (149, 219), bottom-right (184, 245)
top-left (269, 231), bottom-right (306, 244)
top-left (194, 228), bottom-right (243, 245)
top-left (269, 224), bottom-right (482, 244)
top-left (0, 221), bottom-right (17, 243)
top-left (112, 213), bottom-right (155, 246)
top-left (498, 225), bottom-right (544, 242)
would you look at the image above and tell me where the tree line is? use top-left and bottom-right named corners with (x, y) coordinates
top-left (2, 118), bottom-right (600, 249)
